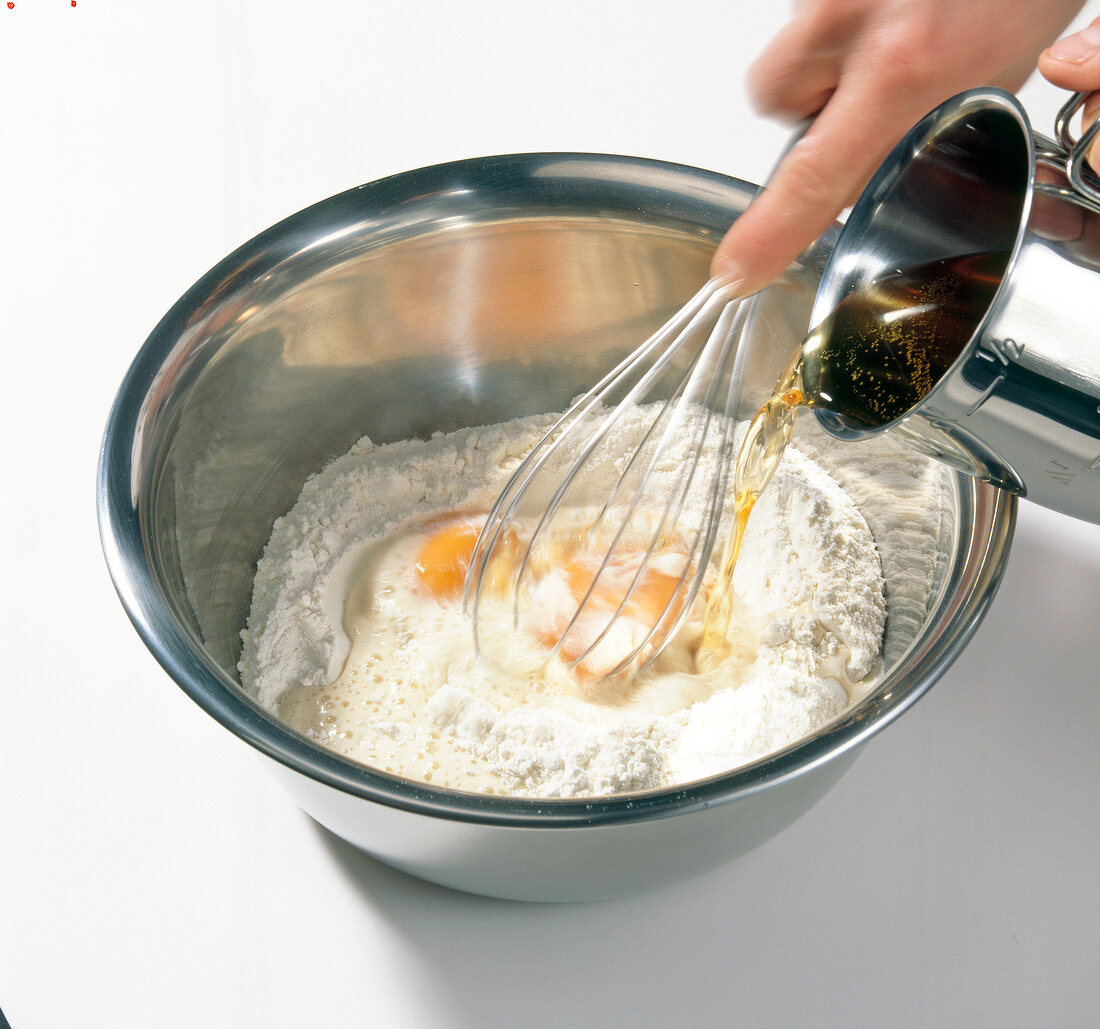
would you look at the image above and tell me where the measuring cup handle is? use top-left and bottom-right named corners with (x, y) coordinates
top-left (1053, 91), bottom-right (1100, 207)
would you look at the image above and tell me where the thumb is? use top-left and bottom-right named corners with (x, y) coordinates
top-left (1040, 18), bottom-right (1100, 169)
top-left (1040, 18), bottom-right (1100, 84)
top-left (1084, 89), bottom-right (1100, 139)
top-left (1073, 90), bottom-right (1099, 173)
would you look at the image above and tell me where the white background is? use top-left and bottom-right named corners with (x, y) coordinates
top-left (2, 2), bottom-right (1099, 1026)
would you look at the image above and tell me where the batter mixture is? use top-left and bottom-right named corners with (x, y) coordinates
top-left (239, 407), bottom-right (904, 798)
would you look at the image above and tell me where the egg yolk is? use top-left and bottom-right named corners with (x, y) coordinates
top-left (413, 513), bottom-right (692, 679)
top-left (414, 521), bottom-right (481, 598)
top-left (413, 516), bottom-right (518, 600)
top-left (546, 545), bottom-right (690, 677)
top-left (563, 558), bottom-right (686, 629)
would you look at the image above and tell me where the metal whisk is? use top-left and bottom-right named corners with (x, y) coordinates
top-left (463, 277), bottom-right (757, 680)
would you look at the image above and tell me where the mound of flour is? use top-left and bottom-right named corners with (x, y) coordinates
top-left (238, 409), bottom-right (909, 798)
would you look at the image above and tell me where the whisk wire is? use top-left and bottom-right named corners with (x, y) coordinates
top-left (542, 299), bottom-right (737, 668)
top-left (505, 281), bottom-right (740, 606)
top-left (465, 276), bottom-right (755, 678)
top-left (462, 279), bottom-right (721, 622)
top-left (559, 294), bottom-right (752, 677)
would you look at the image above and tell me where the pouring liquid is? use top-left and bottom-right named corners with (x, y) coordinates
top-left (702, 250), bottom-right (1008, 653)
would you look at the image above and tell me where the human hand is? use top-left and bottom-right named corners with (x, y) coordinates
top-left (1039, 16), bottom-right (1100, 166)
top-left (712, 0), bottom-right (1087, 294)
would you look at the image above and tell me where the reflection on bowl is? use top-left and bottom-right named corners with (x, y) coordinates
top-left (97, 154), bottom-right (1015, 902)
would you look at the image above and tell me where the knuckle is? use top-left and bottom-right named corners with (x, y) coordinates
top-left (780, 142), bottom-right (845, 214)
top-left (867, 20), bottom-right (942, 93)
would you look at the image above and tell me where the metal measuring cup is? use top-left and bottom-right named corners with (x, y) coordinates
top-left (810, 87), bottom-right (1100, 524)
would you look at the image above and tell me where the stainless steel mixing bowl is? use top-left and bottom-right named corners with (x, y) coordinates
top-left (98, 153), bottom-right (1016, 902)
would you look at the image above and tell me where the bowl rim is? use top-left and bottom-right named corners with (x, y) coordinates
top-left (97, 151), bottom-right (1018, 829)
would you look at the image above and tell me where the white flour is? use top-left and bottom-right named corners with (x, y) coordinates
top-left (238, 408), bottom-right (933, 798)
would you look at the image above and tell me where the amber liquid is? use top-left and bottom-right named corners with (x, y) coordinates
top-left (702, 351), bottom-right (803, 653)
top-left (702, 251), bottom-right (1007, 651)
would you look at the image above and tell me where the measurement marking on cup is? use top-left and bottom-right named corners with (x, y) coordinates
top-left (1047, 459), bottom-right (1075, 486)
top-left (982, 337), bottom-right (1025, 365)
top-left (967, 378), bottom-right (1002, 416)
top-left (968, 338), bottom-right (1025, 416)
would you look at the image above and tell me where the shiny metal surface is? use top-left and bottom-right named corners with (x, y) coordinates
top-left (1053, 91), bottom-right (1100, 210)
top-left (97, 153), bottom-right (1016, 901)
top-left (812, 88), bottom-right (1100, 523)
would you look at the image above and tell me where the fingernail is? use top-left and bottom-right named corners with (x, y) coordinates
top-left (1048, 21), bottom-right (1100, 63)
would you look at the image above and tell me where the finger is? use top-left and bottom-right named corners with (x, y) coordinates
top-left (1084, 90), bottom-right (1100, 171)
top-left (1040, 13), bottom-right (1100, 171)
top-left (712, 83), bottom-right (934, 293)
top-left (1037, 17), bottom-right (1100, 90)
top-left (747, 8), bottom-right (863, 120)
top-left (747, 45), bottom-right (840, 122)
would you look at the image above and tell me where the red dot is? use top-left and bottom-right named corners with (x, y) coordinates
top-left (6, 3), bottom-right (13, 9)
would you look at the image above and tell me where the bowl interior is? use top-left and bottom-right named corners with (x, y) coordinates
top-left (100, 154), bottom-right (1014, 822)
